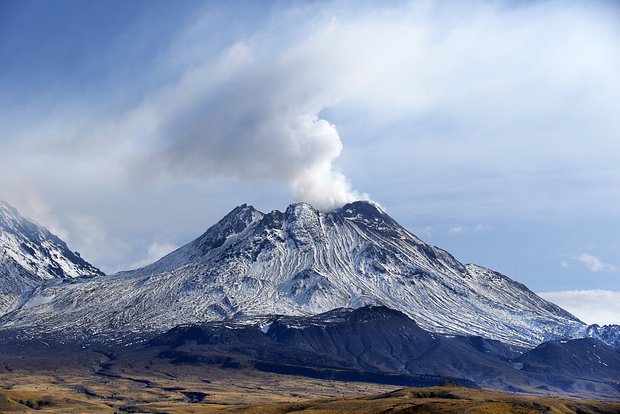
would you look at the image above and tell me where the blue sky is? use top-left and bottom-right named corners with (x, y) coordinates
top-left (1, 0), bottom-right (619, 324)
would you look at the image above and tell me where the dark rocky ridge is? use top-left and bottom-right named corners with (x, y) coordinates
top-left (146, 306), bottom-right (620, 399)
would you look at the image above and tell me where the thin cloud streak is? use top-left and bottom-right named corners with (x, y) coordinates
top-left (128, 241), bottom-right (178, 271)
top-left (576, 253), bottom-right (617, 273)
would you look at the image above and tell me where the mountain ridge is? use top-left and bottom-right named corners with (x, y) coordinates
top-left (1, 200), bottom-right (588, 347)
top-left (145, 305), bottom-right (620, 399)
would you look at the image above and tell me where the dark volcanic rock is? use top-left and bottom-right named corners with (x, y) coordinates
top-left (516, 338), bottom-right (620, 380)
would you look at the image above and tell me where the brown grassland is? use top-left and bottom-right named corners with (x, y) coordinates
top-left (0, 348), bottom-right (618, 413)
top-left (1, 367), bottom-right (619, 413)
top-left (0, 360), bottom-right (392, 413)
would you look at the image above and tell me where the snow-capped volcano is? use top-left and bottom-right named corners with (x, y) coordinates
top-left (1, 201), bottom-right (584, 347)
top-left (0, 200), bottom-right (102, 314)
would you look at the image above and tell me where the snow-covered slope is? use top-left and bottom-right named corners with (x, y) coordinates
top-left (0, 200), bottom-right (103, 314)
top-left (581, 324), bottom-right (620, 349)
top-left (1, 201), bottom-right (585, 347)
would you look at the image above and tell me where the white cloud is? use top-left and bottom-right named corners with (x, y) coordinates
top-left (539, 290), bottom-right (620, 325)
top-left (66, 214), bottom-right (129, 267)
top-left (576, 253), bottom-right (617, 273)
top-left (6, 1), bottom-right (620, 214)
top-left (128, 242), bottom-right (178, 270)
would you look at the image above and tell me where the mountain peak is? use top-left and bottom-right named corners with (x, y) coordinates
top-left (221, 200), bottom-right (384, 228)
top-left (0, 198), bottom-right (16, 213)
top-left (0, 200), bottom-right (102, 279)
top-left (0, 199), bottom-right (103, 315)
top-left (342, 199), bottom-right (385, 214)
top-left (285, 202), bottom-right (318, 215)
top-left (223, 203), bottom-right (257, 218)
top-left (338, 200), bottom-right (389, 222)
top-left (3, 200), bottom-right (586, 348)
top-left (0, 199), bottom-right (28, 229)
top-left (192, 203), bottom-right (263, 251)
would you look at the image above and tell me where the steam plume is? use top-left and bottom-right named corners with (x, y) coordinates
top-left (135, 43), bottom-right (368, 211)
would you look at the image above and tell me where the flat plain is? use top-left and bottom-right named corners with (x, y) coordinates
top-left (1, 349), bottom-right (619, 414)
top-left (0, 349), bottom-right (394, 413)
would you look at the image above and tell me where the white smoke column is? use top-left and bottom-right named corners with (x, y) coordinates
top-left (130, 42), bottom-right (369, 211)
top-left (285, 115), bottom-right (367, 211)
top-left (99, 1), bottom-right (620, 213)
top-left (293, 164), bottom-right (365, 212)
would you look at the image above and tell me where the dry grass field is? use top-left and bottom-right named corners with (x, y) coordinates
top-left (0, 355), bottom-right (395, 413)
top-left (1, 348), bottom-right (619, 413)
top-left (223, 386), bottom-right (620, 414)
top-left (1, 368), bottom-right (620, 413)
